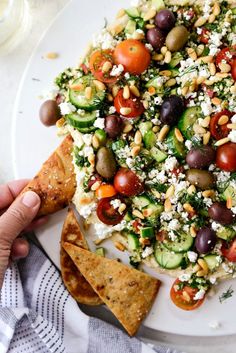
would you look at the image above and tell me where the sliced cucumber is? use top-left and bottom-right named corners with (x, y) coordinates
top-left (150, 146), bottom-right (167, 162)
top-left (140, 227), bottom-right (155, 239)
top-left (125, 7), bottom-right (140, 18)
top-left (133, 194), bottom-right (152, 209)
top-left (66, 111), bottom-right (97, 130)
top-left (166, 128), bottom-right (186, 159)
top-left (204, 254), bottom-right (219, 271)
top-left (95, 247), bottom-right (105, 257)
top-left (178, 106), bottom-right (203, 139)
top-left (124, 211), bottom-right (133, 222)
top-left (144, 130), bottom-right (157, 149)
top-left (69, 75), bottom-right (105, 111)
top-left (216, 227), bottom-right (235, 241)
top-left (163, 232), bottom-right (194, 253)
top-left (125, 19), bottom-right (136, 34)
top-left (139, 121), bottom-right (153, 136)
top-left (127, 233), bottom-right (140, 250)
top-left (151, 0), bottom-right (165, 11)
top-left (222, 185), bottom-right (236, 207)
top-left (168, 52), bottom-right (183, 68)
top-left (147, 204), bottom-right (164, 225)
top-left (155, 244), bottom-right (184, 269)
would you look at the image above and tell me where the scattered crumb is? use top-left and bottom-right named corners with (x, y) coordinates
top-left (209, 321), bottom-right (221, 329)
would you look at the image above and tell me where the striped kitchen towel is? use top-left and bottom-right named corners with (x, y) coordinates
top-left (0, 243), bottom-right (183, 353)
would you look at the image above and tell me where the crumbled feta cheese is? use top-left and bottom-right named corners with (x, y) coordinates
top-left (83, 146), bottom-right (94, 157)
top-left (126, 157), bottom-right (135, 168)
top-left (110, 199), bottom-right (121, 209)
top-left (94, 220), bottom-right (126, 240)
top-left (231, 114), bottom-right (236, 123)
top-left (67, 126), bottom-right (83, 148)
top-left (231, 206), bottom-right (236, 215)
top-left (168, 219), bottom-right (180, 231)
top-left (211, 222), bottom-right (222, 231)
top-left (209, 321), bottom-right (221, 329)
top-left (153, 96), bottom-right (163, 105)
top-left (228, 130), bottom-right (236, 143)
top-left (209, 276), bottom-right (217, 284)
top-left (169, 231), bottom-right (177, 241)
top-left (108, 106), bottom-right (116, 114)
top-left (164, 156), bottom-right (178, 171)
top-left (179, 273), bottom-right (191, 282)
top-left (94, 118), bottom-right (105, 129)
top-left (187, 251), bottom-right (198, 263)
top-left (222, 262), bottom-right (233, 274)
top-left (93, 29), bottom-right (117, 49)
top-left (79, 203), bottom-right (96, 218)
top-left (201, 97), bottom-right (213, 116)
top-left (185, 140), bottom-right (192, 150)
top-left (145, 43), bottom-right (153, 51)
top-left (110, 64), bottom-right (124, 76)
top-left (82, 134), bottom-right (92, 146)
top-left (194, 289), bottom-right (206, 300)
top-left (142, 246), bottom-right (154, 258)
top-left (59, 102), bottom-right (76, 115)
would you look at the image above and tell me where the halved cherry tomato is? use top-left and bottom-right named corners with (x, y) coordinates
top-left (95, 184), bottom-right (117, 199)
top-left (132, 219), bottom-right (142, 233)
top-left (216, 46), bottom-right (236, 68)
top-left (232, 59), bottom-right (236, 81)
top-left (114, 39), bottom-right (151, 75)
top-left (221, 238), bottom-right (236, 262)
top-left (200, 28), bottom-right (210, 44)
top-left (114, 89), bottom-right (145, 118)
top-left (156, 230), bottom-right (167, 242)
top-left (209, 110), bottom-right (233, 140)
top-left (114, 168), bottom-right (144, 197)
top-left (170, 279), bottom-right (205, 311)
top-left (80, 63), bottom-right (89, 75)
top-left (96, 197), bottom-right (125, 225)
top-left (89, 49), bottom-right (118, 83)
top-left (216, 142), bottom-right (236, 172)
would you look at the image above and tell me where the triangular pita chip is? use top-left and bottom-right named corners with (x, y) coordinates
top-left (22, 135), bottom-right (76, 216)
top-left (60, 209), bottom-right (102, 306)
top-left (63, 242), bottom-right (161, 336)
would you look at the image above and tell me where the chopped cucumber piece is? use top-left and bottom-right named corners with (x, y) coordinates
top-left (125, 7), bottom-right (140, 18)
top-left (168, 52), bottom-right (183, 68)
top-left (127, 233), bottom-right (140, 250)
top-left (163, 232), bottom-right (194, 253)
top-left (95, 129), bottom-right (107, 146)
top-left (204, 254), bottom-right (219, 271)
top-left (145, 76), bottom-right (164, 93)
top-left (139, 121), bottom-right (153, 136)
top-left (150, 146), bottom-right (167, 162)
top-left (216, 227), bottom-right (235, 241)
top-left (141, 227), bottom-right (155, 239)
top-left (232, 7), bottom-right (236, 14)
top-left (178, 106), bottom-right (203, 139)
top-left (222, 185), bottom-right (236, 207)
top-left (124, 211), bottom-right (133, 222)
top-left (147, 204), bottom-right (164, 225)
top-left (69, 75), bottom-right (105, 111)
top-left (125, 19), bottom-right (136, 34)
top-left (66, 111), bottom-right (97, 130)
top-left (155, 244), bottom-right (184, 269)
top-left (133, 194), bottom-right (152, 209)
top-left (95, 247), bottom-right (105, 257)
top-left (166, 128), bottom-right (186, 159)
top-left (144, 130), bottom-right (157, 149)
top-left (151, 0), bottom-right (165, 11)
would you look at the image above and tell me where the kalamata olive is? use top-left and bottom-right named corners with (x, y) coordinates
top-left (96, 147), bottom-right (116, 179)
top-left (146, 27), bottom-right (166, 51)
top-left (208, 202), bottom-right (234, 225)
top-left (186, 169), bottom-right (215, 190)
top-left (39, 100), bottom-right (61, 126)
top-left (155, 9), bottom-right (176, 31)
top-left (186, 146), bottom-right (216, 169)
top-left (105, 115), bottom-right (123, 139)
top-left (160, 95), bottom-right (184, 125)
top-left (195, 227), bottom-right (217, 254)
top-left (166, 25), bottom-right (189, 52)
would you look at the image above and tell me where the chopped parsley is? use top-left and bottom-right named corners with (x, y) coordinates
top-left (219, 286), bottom-right (234, 303)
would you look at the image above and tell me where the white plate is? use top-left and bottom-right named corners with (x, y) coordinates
top-left (12, 0), bottom-right (236, 337)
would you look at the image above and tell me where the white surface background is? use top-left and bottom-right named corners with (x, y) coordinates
top-left (1, 0), bottom-right (236, 351)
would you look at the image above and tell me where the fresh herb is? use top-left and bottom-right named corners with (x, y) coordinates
top-left (129, 255), bottom-right (140, 269)
top-left (55, 68), bottom-right (73, 89)
top-left (150, 183), bottom-right (168, 193)
top-left (181, 193), bottom-right (205, 210)
top-left (219, 286), bottom-right (234, 303)
top-left (74, 147), bottom-right (90, 168)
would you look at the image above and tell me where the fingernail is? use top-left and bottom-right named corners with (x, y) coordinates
top-left (22, 191), bottom-right (40, 208)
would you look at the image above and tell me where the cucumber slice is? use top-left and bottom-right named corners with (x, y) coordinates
top-left (155, 244), bottom-right (184, 269)
top-left (204, 254), bottom-right (219, 271)
top-left (133, 194), bottom-right (152, 208)
top-left (125, 19), bottom-right (136, 34)
top-left (146, 204), bottom-right (164, 225)
top-left (127, 233), bottom-right (140, 250)
top-left (69, 75), bottom-right (105, 111)
top-left (178, 106), bottom-right (203, 139)
top-left (124, 211), bottom-right (133, 222)
top-left (216, 227), bottom-right (235, 241)
top-left (144, 130), bottom-right (157, 149)
top-left (163, 232), bottom-right (194, 253)
top-left (95, 247), bottom-right (105, 257)
top-left (141, 227), bottom-right (155, 239)
top-left (222, 185), bottom-right (236, 206)
top-left (139, 121), bottom-right (153, 136)
top-left (66, 111), bottom-right (97, 129)
top-left (168, 52), bottom-right (183, 68)
top-left (166, 128), bottom-right (186, 159)
top-left (151, 0), bottom-right (165, 11)
top-left (150, 146), bottom-right (167, 162)
top-left (125, 7), bottom-right (140, 18)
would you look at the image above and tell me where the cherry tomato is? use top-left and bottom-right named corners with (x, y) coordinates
top-left (221, 238), bottom-right (236, 262)
top-left (95, 184), bottom-right (117, 199)
top-left (89, 50), bottom-right (118, 83)
top-left (216, 46), bottom-right (236, 68)
top-left (114, 168), bottom-right (144, 197)
top-left (232, 59), bottom-right (236, 81)
top-left (170, 279), bottom-right (205, 311)
top-left (200, 28), bottom-right (210, 44)
top-left (156, 230), bottom-right (167, 242)
top-left (80, 63), bottom-right (89, 75)
top-left (132, 219), bottom-right (142, 233)
top-left (114, 39), bottom-right (151, 75)
top-left (114, 89), bottom-right (145, 118)
top-left (96, 197), bottom-right (125, 225)
top-left (210, 110), bottom-right (233, 140)
top-left (216, 142), bottom-right (236, 172)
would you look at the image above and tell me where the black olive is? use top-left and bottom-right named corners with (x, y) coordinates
top-left (160, 96), bottom-right (184, 125)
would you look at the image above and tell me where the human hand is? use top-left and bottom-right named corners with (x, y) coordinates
top-left (0, 180), bottom-right (45, 288)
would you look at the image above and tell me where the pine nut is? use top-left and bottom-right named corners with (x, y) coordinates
top-left (45, 52), bottom-right (58, 59)
top-left (227, 123), bottom-right (236, 130)
top-left (219, 62), bottom-right (231, 73)
top-left (134, 130), bottom-right (142, 145)
top-left (131, 145), bottom-right (141, 157)
top-left (133, 209), bottom-right (145, 219)
top-left (115, 241), bottom-right (126, 252)
top-left (193, 124), bottom-right (206, 134)
top-left (91, 180), bottom-right (101, 191)
top-left (107, 93), bottom-right (113, 102)
top-left (80, 196), bottom-right (93, 205)
top-left (152, 53), bottom-right (164, 61)
top-left (112, 85), bottom-right (119, 97)
top-left (133, 31), bottom-right (145, 40)
top-left (151, 189), bottom-right (161, 198)
top-left (164, 198), bottom-right (172, 212)
top-left (120, 107), bottom-right (132, 116)
top-left (165, 185), bottom-right (175, 199)
top-left (161, 46), bottom-right (168, 55)
top-left (92, 135), bottom-right (100, 149)
top-left (123, 85), bottom-right (130, 99)
top-left (93, 80), bottom-right (106, 91)
top-left (213, 2), bottom-right (221, 16)
top-left (211, 97), bottom-right (222, 106)
top-left (215, 137), bottom-right (230, 146)
top-left (230, 84), bottom-right (236, 94)
top-left (227, 197), bottom-right (233, 209)
top-left (208, 14), bottom-right (216, 24)
top-left (143, 208), bottom-right (153, 217)
top-left (174, 128), bottom-right (184, 142)
top-left (102, 61), bottom-right (112, 73)
top-left (196, 269), bottom-right (207, 277)
top-left (200, 116), bottom-right (211, 128)
top-left (56, 117), bottom-right (65, 128)
top-left (116, 8), bottom-right (125, 18)
top-left (118, 203), bottom-right (126, 214)
top-left (143, 100), bottom-right (149, 109)
top-left (158, 125), bottom-right (170, 141)
top-left (143, 8), bottom-right (156, 21)
top-left (110, 23), bottom-right (125, 36)
top-left (166, 78), bottom-right (176, 87)
top-left (190, 224), bottom-right (197, 237)
top-left (164, 51), bottom-right (172, 64)
top-left (218, 115), bottom-right (229, 125)
top-left (88, 153), bottom-right (95, 166)
top-left (209, 63), bottom-right (216, 76)
top-left (194, 16), bottom-right (207, 27)
top-left (193, 264), bottom-right (201, 272)
top-left (187, 185), bottom-right (196, 194)
top-left (197, 55), bottom-right (213, 64)
top-left (189, 83), bottom-right (196, 93)
top-left (216, 72), bottom-right (229, 78)
top-left (146, 24), bottom-right (155, 29)
top-left (183, 203), bottom-right (195, 214)
top-left (204, 79), bottom-right (215, 86)
top-left (198, 259), bottom-right (209, 273)
top-left (182, 291), bottom-right (191, 302)
top-left (85, 86), bottom-right (92, 100)
top-left (181, 86), bottom-right (189, 96)
top-left (69, 83), bottom-right (84, 91)
top-left (187, 48), bottom-right (197, 60)
top-left (159, 70), bottom-right (172, 77)
top-left (203, 132), bottom-right (211, 145)
top-left (202, 190), bottom-right (215, 198)
top-left (196, 44), bottom-right (205, 57)
top-left (130, 85), bottom-right (140, 97)
top-left (123, 123), bottom-right (133, 133)
top-left (152, 126), bottom-right (159, 133)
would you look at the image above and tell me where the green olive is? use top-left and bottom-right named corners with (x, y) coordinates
top-left (166, 25), bottom-right (189, 52)
top-left (96, 147), bottom-right (116, 179)
top-left (186, 169), bottom-right (215, 190)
